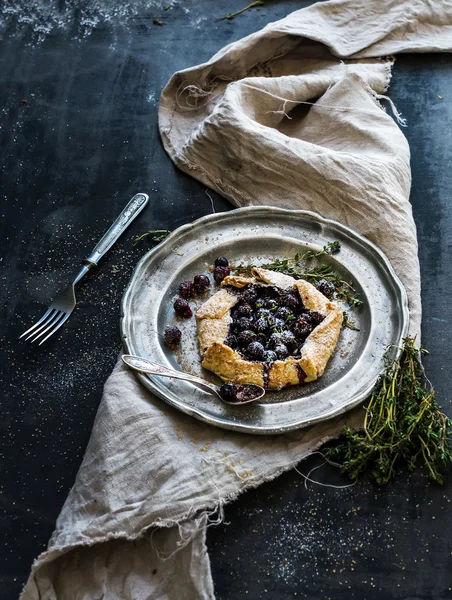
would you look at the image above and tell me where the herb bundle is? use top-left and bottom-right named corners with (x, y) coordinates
top-left (236, 241), bottom-right (363, 309)
top-left (326, 337), bottom-right (452, 485)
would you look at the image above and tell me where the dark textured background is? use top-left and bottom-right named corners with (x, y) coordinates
top-left (1, 1), bottom-right (451, 598)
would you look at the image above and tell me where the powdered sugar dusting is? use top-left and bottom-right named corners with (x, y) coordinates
top-left (0, 0), bottom-right (186, 45)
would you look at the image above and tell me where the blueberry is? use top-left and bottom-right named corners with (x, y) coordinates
top-left (281, 330), bottom-right (296, 350)
top-left (255, 297), bottom-right (266, 308)
top-left (215, 257), bottom-right (229, 268)
top-left (224, 334), bottom-right (238, 349)
top-left (236, 303), bottom-right (253, 318)
top-left (264, 298), bottom-right (279, 311)
top-left (255, 318), bottom-right (269, 334)
top-left (218, 382), bottom-right (237, 402)
top-left (269, 332), bottom-right (283, 348)
top-left (295, 316), bottom-right (313, 338)
top-left (193, 274), bottom-right (210, 294)
top-left (241, 286), bottom-right (257, 304)
top-left (164, 326), bottom-right (182, 346)
top-left (237, 330), bottom-right (256, 348)
top-left (275, 306), bottom-right (293, 320)
top-left (272, 317), bottom-right (285, 330)
top-left (213, 265), bottom-right (230, 283)
top-left (316, 279), bottom-right (335, 299)
top-left (266, 312), bottom-right (277, 327)
top-left (264, 350), bottom-right (278, 363)
top-left (246, 341), bottom-right (266, 360)
top-left (173, 298), bottom-right (193, 318)
top-left (236, 317), bottom-right (254, 331)
top-left (256, 307), bottom-right (271, 320)
top-left (281, 291), bottom-right (301, 310)
top-left (274, 344), bottom-right (289, 359)
top-left (179, 280), bottom-right (195, 299)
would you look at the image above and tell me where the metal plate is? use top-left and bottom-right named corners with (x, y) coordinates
top-left (120, 207), bottom-right (409, 435)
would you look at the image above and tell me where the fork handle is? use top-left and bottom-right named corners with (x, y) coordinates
top-left (83, 193), bottom-right (149, 267)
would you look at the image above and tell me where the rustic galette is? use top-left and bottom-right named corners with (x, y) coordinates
top-left (195, 267), bottom-right (343, 390)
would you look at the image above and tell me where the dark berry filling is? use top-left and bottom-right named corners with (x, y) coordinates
top-left (308, 310), bottom-right (326, 325)
top-left (225, 284), bottom-right (325, 368)
top-left (173, 298), bottom-right (193, 318)
top-left (164, 326), bottom-right (182, 346)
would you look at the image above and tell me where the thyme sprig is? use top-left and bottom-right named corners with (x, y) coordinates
top-left (326, 337), bottom-right (452, 485)
top-left (216, 1), bottom-right (264, 21)
top-left (133, 229), bottom-right (171, 246)
top-left (236, 241), bottom-right (363, 308)
top-left (342, 310), bottom-right (360, 331)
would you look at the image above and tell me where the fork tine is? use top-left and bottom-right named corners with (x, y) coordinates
top-left (19, 307), bottom-right (54, 339)
top-left (24, 309), bottom-right (59, 342)
top-left (28, 311), bottom-right (64, 343)
top-left (38, 312), bottom-right (71, 345)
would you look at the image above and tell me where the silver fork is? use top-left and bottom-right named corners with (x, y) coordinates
top-left (20, 192), bottom-right (149, 345)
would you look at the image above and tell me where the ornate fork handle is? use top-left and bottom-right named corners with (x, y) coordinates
top-left (84, 193), bottom-right (149, 267)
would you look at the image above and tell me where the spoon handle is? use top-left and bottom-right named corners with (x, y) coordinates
top-left (122, 355), bottom-right (217, 395)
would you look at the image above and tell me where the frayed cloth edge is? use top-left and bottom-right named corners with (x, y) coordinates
top-left (20, 429), bottom-right (340, 598)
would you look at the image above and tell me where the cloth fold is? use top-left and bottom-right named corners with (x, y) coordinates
top-left (22, 1), bottom-right (452, 598)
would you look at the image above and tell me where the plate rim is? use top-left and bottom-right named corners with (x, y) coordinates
top-left (120, 206), bottom-right (410, 435)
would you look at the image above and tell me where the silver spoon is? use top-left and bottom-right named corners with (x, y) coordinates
top-left (121, 355), bottom-right (265, 405)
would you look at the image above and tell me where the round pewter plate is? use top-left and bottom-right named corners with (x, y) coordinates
top-left (120, 207), bottom-right (409, 435)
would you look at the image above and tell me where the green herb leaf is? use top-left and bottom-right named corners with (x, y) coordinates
top-left (342, 310), bottom-right (360, 331)
top-left (216, 1), bottom-right (264, 22)
top-left (235, 241), bottom-right (363, 308)
top-left (134, 229), bottom-right (171, 246)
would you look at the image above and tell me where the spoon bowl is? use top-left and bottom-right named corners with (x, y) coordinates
top-left (121, 355), bottom-right (265, 405)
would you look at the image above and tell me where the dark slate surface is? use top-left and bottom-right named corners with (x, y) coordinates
top-left (1, 1), bottom-right (451, 599)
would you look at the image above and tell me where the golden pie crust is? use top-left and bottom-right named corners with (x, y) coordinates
top-left (195, 268), bottom-right (343, 390)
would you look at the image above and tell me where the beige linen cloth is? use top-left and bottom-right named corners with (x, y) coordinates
top-left (22, 1), bottom-right (452, 599)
